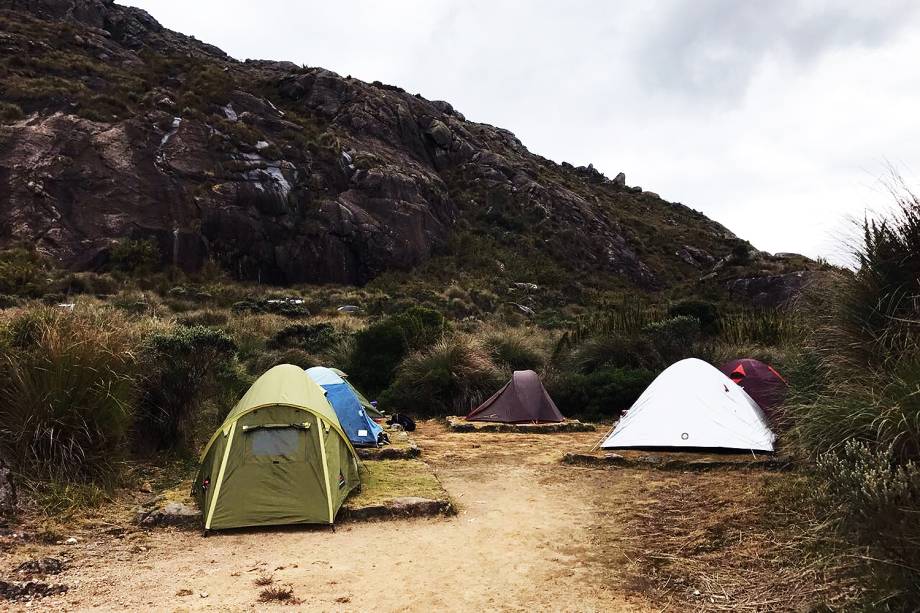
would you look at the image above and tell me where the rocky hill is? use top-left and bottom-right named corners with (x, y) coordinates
top-left (0, 0), bottom-right (787, 292)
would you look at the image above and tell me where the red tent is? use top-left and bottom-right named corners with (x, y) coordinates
top-left (720, 358), bottom-right (787, 417)
top-left (466, 370), bottom-right (564, 423)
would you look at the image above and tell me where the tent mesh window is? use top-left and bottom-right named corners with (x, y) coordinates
top-left (246, 428), bottom-right (304, 462)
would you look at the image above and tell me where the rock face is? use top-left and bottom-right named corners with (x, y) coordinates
top-left (725, 271), bottom-right (816, 307)
top-left (0, 0), bottom-right (750, 288)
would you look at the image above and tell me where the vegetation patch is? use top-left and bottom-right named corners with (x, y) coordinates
top-left (344, 459), bottom-right (450, 511)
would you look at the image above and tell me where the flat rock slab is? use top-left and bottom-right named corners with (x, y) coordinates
top-left (446, 416), bottom-right (596, 433)
top-left (135, 498), bottom-right (201, 527)
top-left (562, 451), bottom-right (792, 471)
top-left (340, 496), bottom-right (453, 521)
top-left (357, 444), bottom-right (421, 460)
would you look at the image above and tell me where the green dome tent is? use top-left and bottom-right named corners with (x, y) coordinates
top-left (194, 364), bottom-right (360, 531)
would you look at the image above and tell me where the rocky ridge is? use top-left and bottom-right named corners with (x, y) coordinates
top-left (1, 0), bottom-right (761, 290)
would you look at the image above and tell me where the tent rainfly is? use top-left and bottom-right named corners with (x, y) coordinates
top-left (467, 370), bottom-right (564, 423)
top-left (329, 367), bottom-right (383, 418)
top-left (720, 358), bottom-right (788, 417)
top-left (194, 365), bottom-right (360, 531)
top-left (306, 366), bottom-right (384, 447)
top-left (600, 358), bottom-right (776, 452)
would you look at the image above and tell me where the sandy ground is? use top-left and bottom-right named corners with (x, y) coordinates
top-left (1, 421), bottom-right (783, 612)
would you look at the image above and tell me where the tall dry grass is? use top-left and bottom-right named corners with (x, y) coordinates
top-left (0, 306), bottom-right (144, 481)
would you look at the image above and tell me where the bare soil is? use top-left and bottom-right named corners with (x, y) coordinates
top-left (0, 421), bottom-right (831, 612)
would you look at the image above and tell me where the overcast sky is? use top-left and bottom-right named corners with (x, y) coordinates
top-left (122, 0), bottom-right (920, 263)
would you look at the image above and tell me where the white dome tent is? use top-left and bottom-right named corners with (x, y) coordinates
top-left (600, 358), bottom-right (776, 452)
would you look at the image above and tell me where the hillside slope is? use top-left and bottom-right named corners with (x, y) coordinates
top-left (1, 0), bottom-right (753, 290)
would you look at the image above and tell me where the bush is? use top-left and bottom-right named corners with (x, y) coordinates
top-left (347, 307), bottom-right (446, 395)
top-left (380, 336), bottom-right (502, 415)
top-left (547, 367), bottom-right (655, 421)
top-left (269, 322), bottom-right (339, 351)
top-left (249, 348), bottom-right (320, 373)
top-left (641, 315), bottom-right (701, 364)
top-left (0, 247), bottom-right (51, 297)
top-left (0, 307), bottom-right (139, 482)
top-left (108, 239), bottom-right (161, 275)
top-left (788, 183), bottom-right (920, 604)
top-left (566, 335), bottom-right (660, 373)
top-left (668, 300), bottom-right (720, 335)
top-left (56, 272), bottom-right (120, 296)
top-left (479, 326), bottom-right (547, 371)
top-left (136, 325), bottom-right (241, 452)
top-left (814, 441), bottom-right (920, 602)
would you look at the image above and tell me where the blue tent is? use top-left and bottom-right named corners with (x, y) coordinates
top-left (306, 367), bottom-right (384, 447)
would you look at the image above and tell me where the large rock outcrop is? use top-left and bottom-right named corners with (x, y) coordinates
top-left (0, 0), bottom-right (749, 288)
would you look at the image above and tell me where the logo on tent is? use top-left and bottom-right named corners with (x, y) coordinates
top-left (338, 472), bottom-right (346, 489)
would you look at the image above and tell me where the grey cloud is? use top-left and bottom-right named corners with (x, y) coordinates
top-left (635, 0), bottom-right (917, 102)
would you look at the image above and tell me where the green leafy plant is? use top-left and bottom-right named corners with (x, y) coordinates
top-left (347, 307), bottom-right (446, 395)
top-left (0, 247), bottom-right (51, 297)
top-left (547, 367), bottom-right (654, 421)
top-left (108, 239), bottom-right (161, 276)
top-left (641, 315), bottom-right (701, 364)
top-left (136, 325), bottom-right (241, 452)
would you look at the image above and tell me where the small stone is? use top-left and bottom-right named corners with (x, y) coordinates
top-left (65, 537), bottom-right (78, 545)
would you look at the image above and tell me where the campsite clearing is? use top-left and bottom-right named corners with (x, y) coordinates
top-left (1, 421), bottom-right (840, 611)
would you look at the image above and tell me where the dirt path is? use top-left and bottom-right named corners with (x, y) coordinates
top-left (4, 421), bottom-right (659, 612)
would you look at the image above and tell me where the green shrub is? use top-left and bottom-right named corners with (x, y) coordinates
top-left (381, 336), bottom-right (502, 415)
top-left (814, 441), bottom-right (920, 603)
top-left (347, 307), bottom-right (446, 395)
top-left (0, 247), bottom-right (50, 297)
top-left (56, 272), bottom-right (120, 296)
top-left (347, 320), bottom-right (409, 395)
top-left (567, 335), bottom-right (660, 373)
top-left (641, 315), bottom-right (700, 364)
top-left (0, 307), bottom-right (138, 482)
top-left (668, 300), bottom-right (720, 335)
top-left (479, 326), bottom-right (547, 371)
top-left (108, 239), bottom-right (161, 275)
top-left (269, 322), bottom-right (339, 351)
top-left (547, 367), bottom-right (655, 420)
top-left (788, 184), bottom-right (920, 603)
top-left (392, 306), bottom-right (447, 350)
top-left (249, 348), bottom-right (320, 373)
top-left (136, 325), bottom-right (241, 452)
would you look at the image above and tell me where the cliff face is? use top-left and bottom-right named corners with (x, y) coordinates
top-left (0, 0), bottom-right (744, 287)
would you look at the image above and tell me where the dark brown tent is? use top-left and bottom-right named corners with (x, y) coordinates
top-left (466, 370), bottom-right (564, 423)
